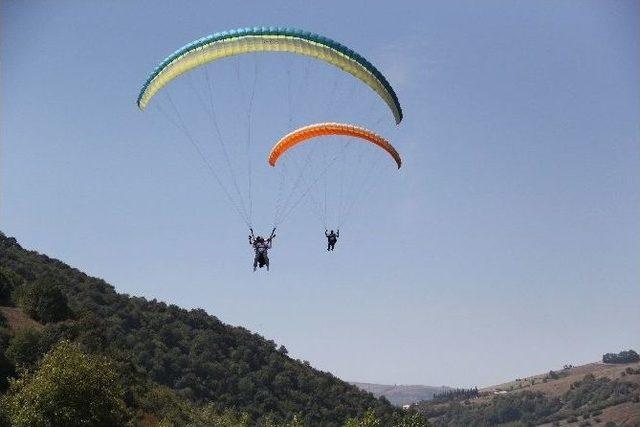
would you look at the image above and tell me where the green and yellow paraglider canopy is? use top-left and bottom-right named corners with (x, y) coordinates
top-left (137, 26), bottom-right (403, 124)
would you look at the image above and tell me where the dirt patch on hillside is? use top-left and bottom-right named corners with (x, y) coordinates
top-left (0, 306), bottom-right (43, 333)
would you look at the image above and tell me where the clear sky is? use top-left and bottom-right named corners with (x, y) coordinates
top-left (2, 1), bottom-right (639, 388)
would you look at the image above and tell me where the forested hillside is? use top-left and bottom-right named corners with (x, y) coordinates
top-left (0, 232), bottom-right (420, 426)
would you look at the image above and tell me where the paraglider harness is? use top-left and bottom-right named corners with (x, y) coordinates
top-left (249, 228), bottom-right (276, 270)
top-left (325, 229), bottom-right (339, 251)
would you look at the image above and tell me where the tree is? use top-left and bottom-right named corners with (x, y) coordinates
top-left (345, 410), bottom-right (383, 427)
top-left (3, 341), bottom-right (131, 426)
top-left (0, 350), bottom-right (14, 392)
top-left (5, 328), bottom-right (42, 369)
top-left (602, 350), bottom-right (640, 364)
top-left (395, 412), bottom-right (430, 427)
top-left (16, 276), bottom-right (72, 323)
top-left (0, 270), bottom-right (13, 305)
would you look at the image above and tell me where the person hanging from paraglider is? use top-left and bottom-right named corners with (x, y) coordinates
top-left (249, 228), bottom-right (276, 271)
top-left (325, 229), bottom-right (339, 251)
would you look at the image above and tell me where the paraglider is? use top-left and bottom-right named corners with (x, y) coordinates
top-left (269, 123), bottom-right (401, 253)
top-left (325, 229), bottom-right (339, 251)
top-left (249, 228), bottom-right (276, 271)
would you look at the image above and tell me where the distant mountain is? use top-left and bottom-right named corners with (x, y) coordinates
top-left (351, 382), bottom-right (450, 406)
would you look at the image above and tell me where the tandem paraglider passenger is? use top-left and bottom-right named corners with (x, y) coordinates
top-left (249, 228), bottom-right (276, 271)
top-left (325, 229), bottom-right (339, 251)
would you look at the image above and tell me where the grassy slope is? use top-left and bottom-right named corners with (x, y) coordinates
top-left (488, 361), bottom-right (640, 426)
top-left (420, 360), bottom-right (640, 426)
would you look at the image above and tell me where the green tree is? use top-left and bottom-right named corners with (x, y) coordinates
top-left (142, 386), bottom-right (197, 426)
top-left (603, 349), bottom-right (640, 364)
top-left (344, 410), bottom-right (383, 427)
top-left (3, 340), bottom-right (131, 426)
top-left (0, 327), bottom-right (13, 391)
top-left (17, 276), bottom-right (72, 323)
top-left (395, 412), bottom-right (430, 427)
top-left (0, 350), bottom-right (14, 392)
top-left (0, 270), bottom-right (13, 305)
top-left (5, 328), bottom-right (42, 369)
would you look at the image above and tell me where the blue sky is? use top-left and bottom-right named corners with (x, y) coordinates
top-left (2, 1), bottom-right (639, 387)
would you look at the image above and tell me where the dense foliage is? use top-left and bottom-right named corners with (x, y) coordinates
top-left (0, 325), bottom-right (12, 392)
top-left (603, 349), bottom-right (640, 364)
top-left (0, 232), bottom-right (406, 425)
top-left (4, 328), bottom-right (42, 369)
top-left (2, 341), bottom-right (131, 426)
top-left (0, 271), bottom-right (12, 305)
top-left (431, 388), bottom-right (479, 403)
top-left (416, 374), bottom-right (639, 426)
top-left (345, 410), bottom-right (429, 427)
top-left (14, 276), bottom-right (72, 323)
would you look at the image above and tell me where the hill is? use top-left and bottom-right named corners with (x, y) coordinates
top-left (351, 382), bottom-right (450, 406)
top-left (0, 231), bottom-right (408, 426)
top-left (413, 358), bottom-right (640, 426)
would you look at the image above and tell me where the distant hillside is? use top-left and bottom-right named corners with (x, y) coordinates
top-left (0, 232), bottom-right (406, 426)
top-left (414, 358), bottom-right (640, 426)
top-left (351, 382), bottom-right (450, 406)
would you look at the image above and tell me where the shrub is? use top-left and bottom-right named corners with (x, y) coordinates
top-left (0, 347), bottom-right (15, 392)
top-left (432, 387), bottom-right (479, 402)
top-left (16, 276), bottom-right (72, 323)
top-left (0, 271), bottom-right (12, 305)
top-left (3, 340), bottom-right (131, 426)
top-left (4, 329), bottom-right (42, 369)
top-left (344, 410), bottom-right (383, 427)
top-left (602, 350), bottom-right (640, 364)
